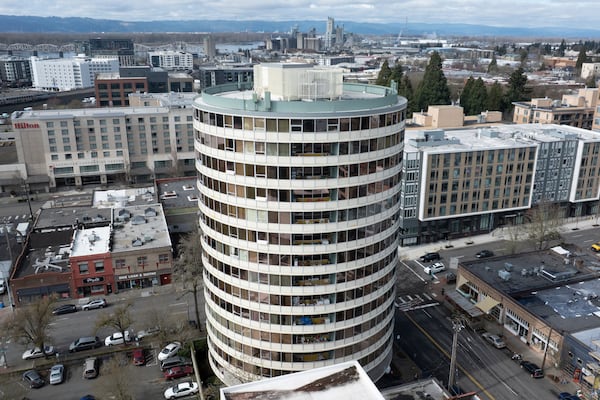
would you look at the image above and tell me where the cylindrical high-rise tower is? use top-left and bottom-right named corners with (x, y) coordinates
top-left (193, 63), bottom-right (406, 384)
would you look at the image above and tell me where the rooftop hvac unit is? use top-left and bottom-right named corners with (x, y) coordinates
top-left (498, 270), bottom-right (511, 281)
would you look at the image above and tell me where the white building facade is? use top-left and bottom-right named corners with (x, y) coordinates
top-left (194, 63), bottom-right (406, 384)
top-left (148, 51), bottom-right (194, 71)
top-left (30, 55), bottom-right (119, 91)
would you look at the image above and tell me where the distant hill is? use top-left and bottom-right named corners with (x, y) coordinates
top-left (1, 15), bottom-right (600, 39)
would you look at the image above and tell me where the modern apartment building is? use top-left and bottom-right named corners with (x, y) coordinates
top-left (399, 124), bottom-right (600, 245)
top-left (76, 38), bottom-right (135, 67)
top-left (10, 94), bottom-right (197, 189)
top-left (194, 63), bottom-right (406, 384)
top-left (197, 65), bottom-right (253, 91)
top-left (0, 56), bottom-right (32, 85)
top-left (512, 88), bottom-right (598, 130)
top-left (30, 55), bottom-right (120, 91)
top-left (581, 62), bottom-right (600, 80)
top-left (148, 51), bottom-right (194, 72)
top-left (94, 73), bottom-right (148, 107)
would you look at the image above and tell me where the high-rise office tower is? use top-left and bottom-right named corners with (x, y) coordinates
top-left (194, 63), bottom-right (406, 384)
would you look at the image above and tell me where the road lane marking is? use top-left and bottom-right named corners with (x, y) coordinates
top-left (404, 311), bottom-right (496, 400)
top-left (169, 302), bottom-right (187, 307)
top-left (399, 260), bottom-right (426, 282)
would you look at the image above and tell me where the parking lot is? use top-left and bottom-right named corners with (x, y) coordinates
top-left (0, 344), bottom-right (200, 400)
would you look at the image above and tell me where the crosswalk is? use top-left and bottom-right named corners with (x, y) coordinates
top-left (1, 214), bottom-right (29, 225)
top-left (394, 292), bottom-right (439, 311)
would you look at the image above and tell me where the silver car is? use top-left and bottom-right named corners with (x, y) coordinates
top-left (49, 364), bottom-right (64, 385)
top-left (81, 298), bottom-right (107, 311)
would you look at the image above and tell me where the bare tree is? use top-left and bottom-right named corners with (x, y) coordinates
top-left (94, 354), bottom-right (134, 400)
top-left (1, 296), bottom-right (57, 357)
top-left (138, 303), bottom-right (196, 345)
top-left (173, 229), bottom-right (204, 331)
top-left (95, 302), bottom-right (134, 344)
top-left (525, 202), bottom-right (563, 250)
top-left (505, 222), bottom-right (522, 255)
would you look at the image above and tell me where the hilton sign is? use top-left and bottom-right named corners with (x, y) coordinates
top-left (14, 122), bottom-right (40, 129)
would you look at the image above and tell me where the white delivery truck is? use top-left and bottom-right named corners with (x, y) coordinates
top-left (16, 222), bottom-right (30, 244)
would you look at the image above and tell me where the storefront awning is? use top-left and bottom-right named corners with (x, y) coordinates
top-left (445, 290), bottom-right (484, 318)
top-left (456, 274), bottom-right (469, 289)
top-left (475, 296), bottom-right (500, 313)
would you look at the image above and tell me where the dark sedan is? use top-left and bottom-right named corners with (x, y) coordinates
top-left (23, 370), bottom-right (45, 388)
top-left (520, 360), bottom-right (544, 378)
top-left (476, 249), bottom-right (494, 258)
top-left (53, 304), bottom-right (78, 315)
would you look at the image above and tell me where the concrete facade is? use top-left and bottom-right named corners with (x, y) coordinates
top-left (195, 63), bottom-right (406, 385)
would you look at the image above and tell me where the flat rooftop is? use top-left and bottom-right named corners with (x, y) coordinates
top-left (405, 123), bottom-right (600, 154)
top-left (16, 235), bottom-right (72, 279)
top-left (111, 203), bottom-right (171, 253)
top-left (35, 206), bottom-right (111, 231)
top-left (70, 226), bottom-right (111, 257)
top-left (220, 361), bottom-right (384, 400)
top-left (462, 246), bottom-right (600, 334)
top-left (156, 178), bottom-right (199, 211)
top-left (92, 186), bottom-right (156, 208)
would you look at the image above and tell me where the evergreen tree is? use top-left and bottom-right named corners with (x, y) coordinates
top-left (460, 77), bottom-right (475, 114)
top-left (585, 75), bottom-right (597, 88)
top-left (487, 55), bottom-right (498, 74)
top-left (375, 60), bottom-right (392, 86)
top-left (557, 39), bottom-right (566, 57)
top-left (414, 51), bottom-right (451, 112)
top-left (471, 78), bottom-right (488, 115)
top-left (505, 67), bottom-right (528, 109)
top-left (576, 46), bottom-right (589, 74)
top-left (487, 81), bottom-right (504, 112)
top-left (389, 62), bottom-right (404, 86)
top-left (398, 75), bottom-right (415, 114)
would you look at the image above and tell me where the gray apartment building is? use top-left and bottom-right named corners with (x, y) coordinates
top-left (399, 124), bottom-right (600, 245)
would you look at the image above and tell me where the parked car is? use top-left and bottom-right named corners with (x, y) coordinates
top-left (160, 356), bottom-right (192, 371)
top-left (136, 326), bottom-right (160, 340)
top-left (69, 336), bottom-right (102, 352)
top-left (52, 304), bottom-right (78, 315)
top-left (424, 262), bottom-right (446, 275)
top-left (164, 365), bottom-right (194, 380)
top-left (520, 360), bottom-right (544, 378)
top-left (476, 249), bottom-right (495, 258)
top-left (420, 252), bottom-right (441, 262)
top-left (164, 381), bottom-right (199, 399)
top-left (592, 243), bottom-right (600, 252)
top-left (81, 298), bottom-right (107, 311)
top-left (49, 364), bottom-right (64, 385)
top-left (22, 345), bottom-right (55, 360)
top-left (105, 331), bottom-right (131, 346)
top-left (559, 393), bottom-right (579, 400)
top-left (132, 348), bottom-right (146, 366)
top-left (158, 342), bottom-right (182, 361)
top-left (22, 369), bottom-right (44, 388)
top-left (83, 357), bottom-right (98, 379)
top-left (481, 332), bottom-right (506, 349)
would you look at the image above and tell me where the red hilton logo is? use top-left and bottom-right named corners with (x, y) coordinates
top-left (14, 122), bottom-right (40, 129)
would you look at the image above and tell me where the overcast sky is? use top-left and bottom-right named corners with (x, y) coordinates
top-left (0, 0), bottom-right (598, 29)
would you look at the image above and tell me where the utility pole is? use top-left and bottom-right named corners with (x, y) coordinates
top-left (541, 326), bottom-right (554, 371)
top-left (21, 180), bottom-right (33, 221)
top-left (448, 317), bottom-right (464, 391)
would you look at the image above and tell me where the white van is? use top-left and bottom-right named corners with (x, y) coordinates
top-left (83, 357), bottom-right (98, 379)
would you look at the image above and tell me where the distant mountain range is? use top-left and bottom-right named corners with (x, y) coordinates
top-left (1, 15), bottom-right (600, 39)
